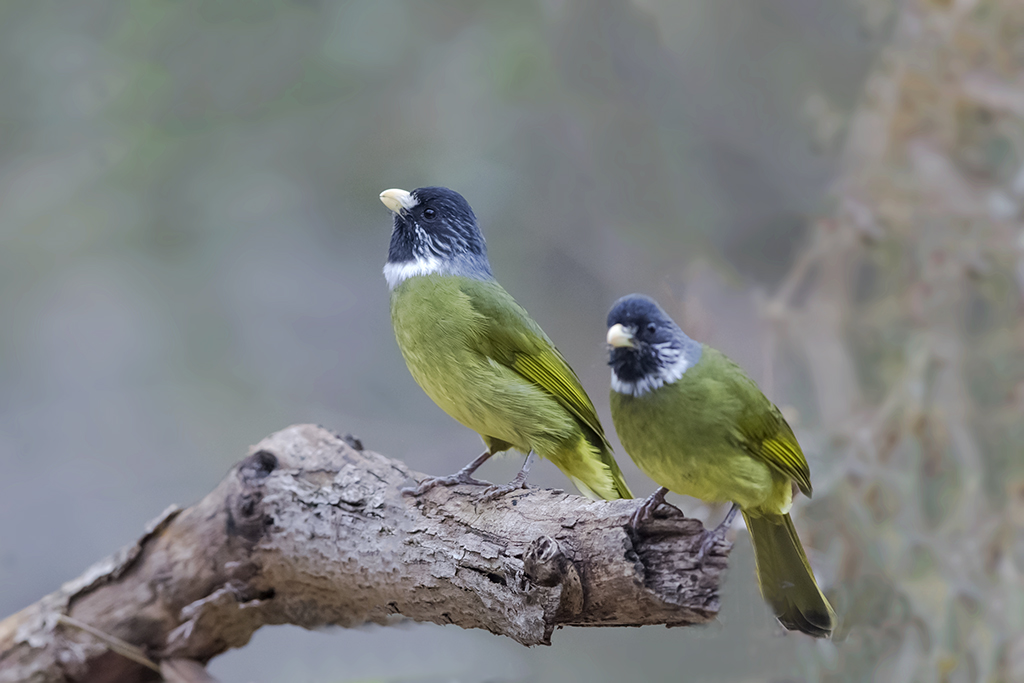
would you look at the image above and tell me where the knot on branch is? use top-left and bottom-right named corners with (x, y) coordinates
top-left (240, 450), bottom-right (278, 481)
top-left (523, 536), bottom-right (584, 619)
top-left (227, 451), bottom-right (278, 545)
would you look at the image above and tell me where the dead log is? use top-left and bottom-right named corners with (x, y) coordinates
top-left (0, 424), bottom-right (729, 682)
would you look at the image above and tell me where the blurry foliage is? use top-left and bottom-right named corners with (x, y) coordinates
top-left (754, 1), bottom-right (1024, 680)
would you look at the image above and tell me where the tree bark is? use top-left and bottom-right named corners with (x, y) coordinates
top-left (0, 424), bottom-right (730, 683)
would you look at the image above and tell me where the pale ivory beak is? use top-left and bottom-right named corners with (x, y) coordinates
top-left (606, 323), bottom-right (635, 348)
top-left (380, 188), bottom-right (417, 215)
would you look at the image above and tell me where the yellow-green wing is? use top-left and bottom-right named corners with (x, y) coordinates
top-left (712, 350), bottom-right (813, 496)
top-left (509, 352), bottom-right (613, 448)
top-left (457, 278), bottom-right (631, 496)
top-left (755, 419), bottom-right (812, 496)
top-left (455, 280), bottom-right (607, 441)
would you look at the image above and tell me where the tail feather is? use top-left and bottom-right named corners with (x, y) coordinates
top-left (743, 511), bottom-right (835, 638)
top-left (599, 444), bottom-right (633, 500)
top-left (552, 436), bottom-right (632, 501)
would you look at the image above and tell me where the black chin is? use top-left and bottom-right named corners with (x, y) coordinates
top-left (609, 346), bottom-right (661, 384)
top-left (387, 218), bottom-right (417, 264)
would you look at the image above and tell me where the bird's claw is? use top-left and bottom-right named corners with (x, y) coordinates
top-left (474, 478), bottom-right (529, 503)
top-left (694, 505), bottom-right (739, 564)
top-left (401, 472), bottom-right (488, 497)
top-left (694, 526), bottom-right (728, 564)
top-left (471, 451), bottom-right (533, 502)
top-left (629, 498), bottom-right (662, 530)
top-left (629, 487), bottom-right (670, 532)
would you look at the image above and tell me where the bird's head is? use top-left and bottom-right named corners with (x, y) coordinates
top-left (380, 186), bottom-right (492, 289)
top-left (606, 294), bottom-right (702, 397)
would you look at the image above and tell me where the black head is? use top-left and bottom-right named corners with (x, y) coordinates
top-left (607, 294), bottom-right (682, 348)
top-left (382, 186), bottom-right (490, 271)
top-left (606, 294), bottom-right (700, 395)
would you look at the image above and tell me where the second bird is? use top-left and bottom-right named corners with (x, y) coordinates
top-left (380, 186), bottom-right (631, 500)
top-left (605, 294), bottom-right (834, 637)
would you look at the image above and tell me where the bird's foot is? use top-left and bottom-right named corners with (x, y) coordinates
top-left (475, 479), bottom-right (529, 502)
top-left (401, 471), bottom-right (488, 497)
top-left (401, 450), bottom-right (494, 497)
top-left (694, 503), bottom-right (740, 564)
top-left (629, 487), bottom-right (670, 531)
top-left (474, 452), bottom-right (534, 503)
top-left (695, 527), bottom-right (727, 564)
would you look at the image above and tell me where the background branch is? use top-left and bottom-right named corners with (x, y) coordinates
top-left (0, 425), bottom-right (729, 683)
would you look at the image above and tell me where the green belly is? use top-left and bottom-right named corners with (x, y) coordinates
top-left (610, 371), bottom-right (783, 512)
top-left (390, 275), bottom-right (577, 454)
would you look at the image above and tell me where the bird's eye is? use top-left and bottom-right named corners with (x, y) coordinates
top-left (423, 208), bottom-right (436, 220)
top-left (646, 322), bottom-right (657, 335)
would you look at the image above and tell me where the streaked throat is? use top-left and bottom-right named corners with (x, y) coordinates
top-left (611, 343), bottom-right (697, 397)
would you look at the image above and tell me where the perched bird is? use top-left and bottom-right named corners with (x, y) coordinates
top-left (379, 186), bottom-right (631, 500)
top-left (605, 294), bottom-right (834, 637)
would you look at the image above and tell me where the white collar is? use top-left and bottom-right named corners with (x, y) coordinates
top-left (610, 344), bottom-right (693, 397)
top-left (383, 255), bottom-right (444, 290)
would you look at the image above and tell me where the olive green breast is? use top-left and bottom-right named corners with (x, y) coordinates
top-left (389, 274), bottom-right (579, 454)
top-left (610, 347), bottom-right (789, 512)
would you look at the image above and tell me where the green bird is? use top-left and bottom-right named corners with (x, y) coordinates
top-left (605, 294), bottom-right (834, 637)
top-left (379, 186), bottom-right (631, 500)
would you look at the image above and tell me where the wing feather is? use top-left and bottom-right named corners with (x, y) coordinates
top-left (457, 280), bottom-right (608, 441)
top-left (715, 351), bottom-right (813, 496)
top-left (455, 279), bottom-right (630, 499)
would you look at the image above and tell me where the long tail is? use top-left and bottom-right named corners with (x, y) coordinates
top-left (742, 511), bottom-right (835, 638)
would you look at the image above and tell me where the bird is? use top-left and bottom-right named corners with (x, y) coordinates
top-left (605, 293), bottom-right (835, 637)
top-left (379, 185), bottom-right (631, 501)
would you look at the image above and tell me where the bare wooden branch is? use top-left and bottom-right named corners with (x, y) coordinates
top-left (0, 424), bottom-right (730, 683)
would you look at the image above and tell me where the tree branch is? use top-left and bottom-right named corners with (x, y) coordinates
top-left (0, 424), bottom-right (730, 683)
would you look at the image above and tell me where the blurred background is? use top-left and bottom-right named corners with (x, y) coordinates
top-left (2, 0), bottom-right (1022, 680)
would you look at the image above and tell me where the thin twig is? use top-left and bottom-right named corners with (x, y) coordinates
top-left (55, 614), bottom-right (161, 673)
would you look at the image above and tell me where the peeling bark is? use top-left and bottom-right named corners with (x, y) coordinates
top-left (0, 424), bottom-right (730, 683)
